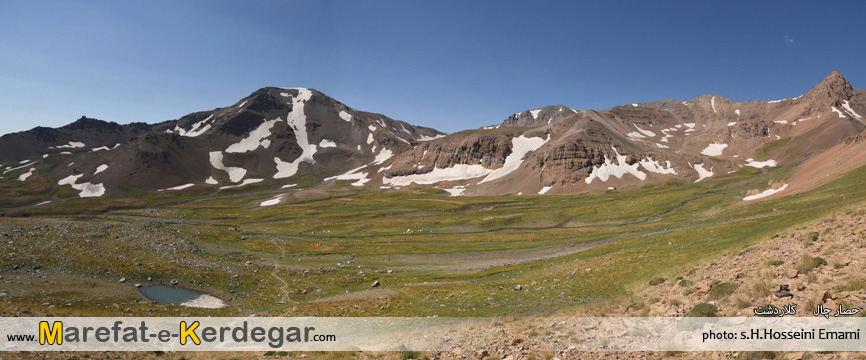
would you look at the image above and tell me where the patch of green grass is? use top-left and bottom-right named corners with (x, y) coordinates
top-left (648, 277), bottom-right (665, 286)
top-left (765, 260), bottom-right (784, 267)
top-left (797, 254), bottom-right (827, 274)
top-left (707, 282), bottom-right (738, 300)
top-left (685, 303), bottom-right (718, 317)
top-left (836, 278), bottom-right (866, 293)
top-left (754, 137), bottom-right (791, 160)
top-left (400, 351), bottom-right (423, 360)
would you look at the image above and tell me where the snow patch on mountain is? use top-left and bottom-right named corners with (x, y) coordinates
top-left (325, 165), bottom-right (370, 187)
top-left (58, 174), bottom-right (105, 197)
top-left (842, 100), bottom-right (862, 120)
top-left (479, 135), bottom-right (550, 184)
top-left (175, 114), bottom-right (213, 137)
top-left (161, 183), bottom-right (195, 191)
top-left (372, 148), bottom-right (393, 165)
top-left (416, 134), bottom-right (446, 141)
top-left (384, 164), bottom-right (492, 186)
top-left (584, 147), bottom-right (647, 184)
top-left (701, 143), bottom-right (728, 156)
top-left (209, 151), bottom-right (247, 183)
top-left (693, 163), bottom-right (713, 182)
top-left (219, 178), bottom-right (264, 190)
top-left (639, 158), bottom-right (677, 175)
top-left (743, 183), bottom-right (788, 201)
top-left (226, 119), bottom-right (277, 153)
top-left (339, 111), bottom-right (352, 122)
top-left (274, 89), bottom-right (317, 179)
top-left (633, 125), bottom-right (656, 137)
top-left (17, 168), bottom-right (35, 181)
top-left (319, 139), bottom-right (337, 148)
top-left (832, 106), bottom-right (847, 118)
top-left (54, 141), bottom-right (86, 149)
top-left (744, 158), bottom-right (777, 168)
top-left (260, 194), bottom-right (285, 207)
top-left (94, 164), bottom-right (108, 175)
top-left (444, 186), bottom-right (466, 196)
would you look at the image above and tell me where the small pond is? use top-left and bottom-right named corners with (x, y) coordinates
top-left (138, 285), bottom-right (227, 309)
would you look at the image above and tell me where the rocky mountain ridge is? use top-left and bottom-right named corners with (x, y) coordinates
top-left (1, 71), bottom-right (864, 204)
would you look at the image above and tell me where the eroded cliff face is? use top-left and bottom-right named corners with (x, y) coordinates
top-left (385, 135), bottom-right (513, 177)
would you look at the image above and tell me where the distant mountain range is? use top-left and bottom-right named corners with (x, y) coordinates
top-left (2, 71), bottom-right (864, 205)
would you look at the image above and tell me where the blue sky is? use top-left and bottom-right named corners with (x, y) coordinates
top-left (1, 0), bottom-right (864, 136)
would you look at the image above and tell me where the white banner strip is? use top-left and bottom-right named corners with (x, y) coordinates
top-left (2, 317), bottom-right (866, 352)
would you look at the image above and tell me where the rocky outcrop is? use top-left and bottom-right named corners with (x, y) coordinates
top-left (385, 135), bottom-right (513, 177)
top-left (499, 105), bottom-right (575, 127)
top-left (798, 70), bottom-right (853, 113)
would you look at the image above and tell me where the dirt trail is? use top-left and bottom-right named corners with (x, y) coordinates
top-left (267, 239), bottom-right (298, 316)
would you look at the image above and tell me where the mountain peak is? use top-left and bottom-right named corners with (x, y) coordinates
top-left (800, 70), bottom-right (853, 109)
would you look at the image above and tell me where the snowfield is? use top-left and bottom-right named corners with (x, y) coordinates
top-left (416, 134), bottom-right (446, 141)
top-left (744, 158), bottom-right (777, 168)
top-left (219, 178), bottom-right (264, 190)
top-left (639, 157), bottom-right (677, 175)
top-left (17, 168), bottom-right (35, 181)
top-left (209, 151), bottom-right (247, 183)
top-left (693, 163), bottom-right (714, 182)
top-left (94, 164), bottom-right (108, 175)
top-left (54, 141), bottom-right (86, 149)
top-left (4, 161), bottom-right (37, 174)
top-left (832, 106), bottom-right (847, 118)
top-left (180, 294), bottom-right (227, 309)
top-left (384, 164), bottom-right (492, 186)
top-left (444, 186), bottom-right (466, 196)
top-left (325, 166), bottom-right (370, 187)
top-left (479, 135), bottom-right (550, 184)
top-left (174, 114), bottom-right (213, 137)
top-left (584, 147), bottom-right (647, 184)
top-left (226, 119), bottom-right (277, 153)
top-left (743, 183), bottom-right (789, 201)
top-left (339, 111), bottom-right (352, 122)
top-left (164, 183), bottom-right (195, 191)
top-left (319, 139), bottom-right (337, 148)
top-left (274, 89), bottom-right (318, 179)
top-left (701, 143), bottom-right (728, 156)
top-left (372, 148), bottom-right (394, 165)
top-left (58, 174), bottom-right (105, 197)
top-left (842, 100), bottom-right (862, 120)
top-left (633, 125), bottom-right (656, 137)
top-left (260, 194), bottom-right (285, 207)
